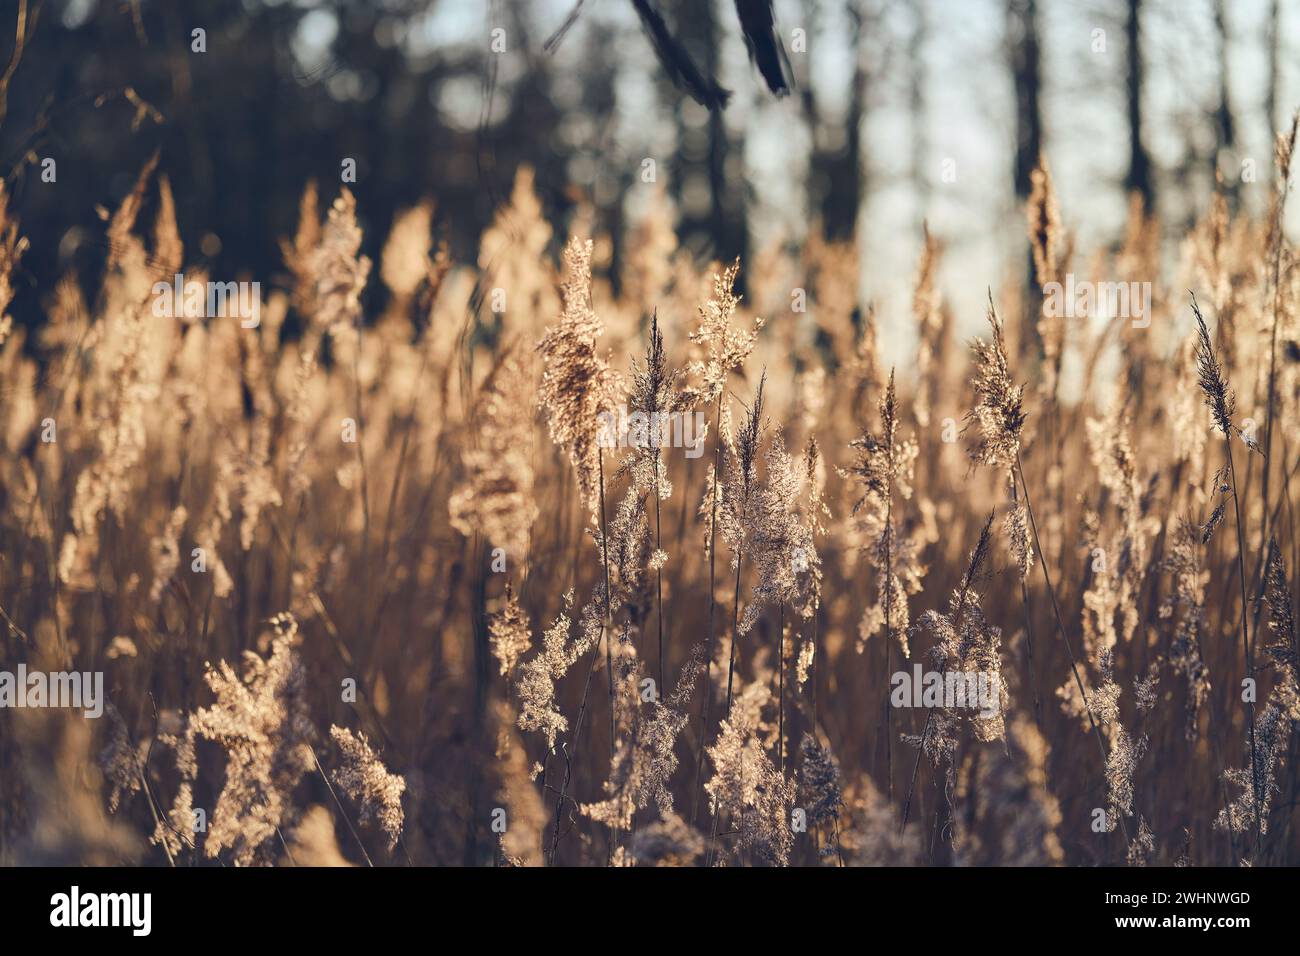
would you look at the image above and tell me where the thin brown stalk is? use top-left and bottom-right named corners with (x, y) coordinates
top-left (312, 747), bottom-right (374, 868)
top-left (690, 398), bottom-right (724, 827)
top-left (899, 511), bottom-right (993, 834)
top-left (1225, 438), bottom-right (1263, 851)
top-left (1014, 450), bottom-right (1129, 844)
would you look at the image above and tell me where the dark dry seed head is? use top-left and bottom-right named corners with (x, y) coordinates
top-left (737, 368), bottom-right (767, 489)
top-left (1190, 292), bottom-right (1235, 438)
top-left (1263, 538), bottom-right (1296, 662)
top-left (632, 309), bottom-right (671, 419)
top-left (962, 294), bottom-right (1026, 472)
top-left (962, 510), bottom-right (997, 594)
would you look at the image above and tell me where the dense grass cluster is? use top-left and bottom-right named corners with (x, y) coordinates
top-left (0, 133), bottom-right (1298, 866)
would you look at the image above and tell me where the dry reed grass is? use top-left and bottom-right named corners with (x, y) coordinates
top-left (1, 131), bottom-right (1299, 867)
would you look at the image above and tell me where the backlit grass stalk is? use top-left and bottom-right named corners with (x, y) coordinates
top-left (1192, 293), bottom-right (1263, 851)
top-left (899, 512), bottom-right (992, 833)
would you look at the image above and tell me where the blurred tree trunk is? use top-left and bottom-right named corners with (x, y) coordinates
top-left (803, 0), bottom-right (868, 241)
top-left (1007, 0), bottom-right (1041, 203)
top-left (909, 0), bottom-right (929, 226)
top-left (578, 19), bottom-right (627, 294)
top-left (1007, 0), bottom-right (1043, 366)
top-left (665, 0), bottom-right (748, 264)
top-left (1124, 0), bottom-right (1154, 212)
top-left (1266, 0), bottom-right (1280, 141)
top-left (798, 1), bottom-right (822, 230)
top-left (1213, 0), bottom-right (1238, 208)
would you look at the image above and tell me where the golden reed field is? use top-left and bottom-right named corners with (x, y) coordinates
top-left (0, 128), bottom-right (1298, 867)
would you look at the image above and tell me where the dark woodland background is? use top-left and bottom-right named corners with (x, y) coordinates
top-left (1, 0), bottom-right (1295, 346)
